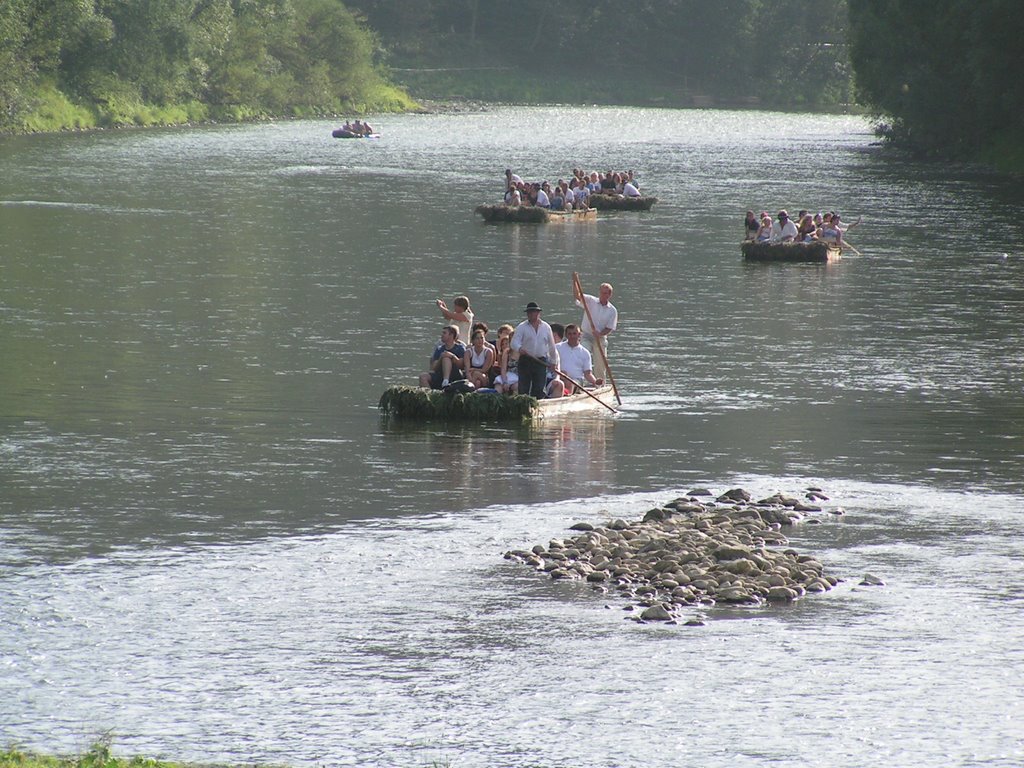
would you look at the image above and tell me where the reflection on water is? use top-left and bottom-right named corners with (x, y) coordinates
top-left (2, 107), bottom-right (1024, 767)
top-left (378, 414), bottom-right (615, 508)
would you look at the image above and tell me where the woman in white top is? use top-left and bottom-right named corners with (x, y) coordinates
top-left (463, 330), bottom-right (495, 388)
top-left (493, 332), bottom-right (519, 394)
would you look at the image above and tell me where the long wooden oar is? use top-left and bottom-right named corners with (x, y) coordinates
top-left (551, 369), bottom-right (618, 413)
top-left (843, 239), bottom-right (862, 256)
top-left (520, 351), bottom-right (618, 413)
top-left (573, 271), bottom-right (622, 405)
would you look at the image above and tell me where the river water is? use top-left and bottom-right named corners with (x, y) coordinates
top-left (1, 107), bottom-right (1022, 767)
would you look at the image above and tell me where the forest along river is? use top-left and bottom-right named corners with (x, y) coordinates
top-left (1, 107), bottom-right (1022, 767)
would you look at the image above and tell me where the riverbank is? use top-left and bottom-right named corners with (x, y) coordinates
top-left (390, 64), bottom-right (863, 114)
top-left (7, 80), bottom-right (418, 136)
top-left (0, 745), bottom-right (450, 768)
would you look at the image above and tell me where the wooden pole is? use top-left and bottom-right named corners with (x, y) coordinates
top-left (551, 369), bottom-right (618, 413)
top-left (573, 271), bottom-right (622, 405)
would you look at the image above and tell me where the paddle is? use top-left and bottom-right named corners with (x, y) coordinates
top-left (843, 240), bottom-right (862, 256)
top-left (573, 272), bottom-right (622, 405)
top-left (519, 351), bottom-right (618, 414)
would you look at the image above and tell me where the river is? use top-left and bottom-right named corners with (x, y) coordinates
top-left (1, 106), bottom-right (1022, 767)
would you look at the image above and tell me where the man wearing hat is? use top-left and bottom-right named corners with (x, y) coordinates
top-left (770, 210), bottom-right (798, 243)
top-left (511, 301), bottom-right (560, 398)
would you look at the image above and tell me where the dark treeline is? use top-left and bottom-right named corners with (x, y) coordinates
top-left (345, 0), bottom-right (854, 109)
top-left (848, 0), bottom-right (1024, 163)
top-left (0, 0), bottom-right (414, 133)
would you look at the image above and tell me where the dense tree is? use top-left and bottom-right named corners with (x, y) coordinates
top-left (849, 0), bottom-right (1024, 158)
top-left (346, 0), bottom-right (853, 108)
top-left (0, 0), bottom-right (408, 132)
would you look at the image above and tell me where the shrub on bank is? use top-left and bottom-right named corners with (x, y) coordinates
top-left (19, 83), bottom-right (96, 132)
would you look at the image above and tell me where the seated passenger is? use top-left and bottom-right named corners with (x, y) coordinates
top-left (471, 321), bottom-right (495, 357)
top-left (536, 182), bottom-right (551, 209)
top-left (744, 210), bottom-right (760, 241)
top-left (504, 184), bottom-right (521, 206)
top-left (572, 181), bottom-right (590, 209)
top-left (545, 324), bottom-right (566, 398)
top-left (549, 183), bottom-right (564, 210)
top-left (418, 325), bottom-right (466, 389)
top-left (556, 324), bottom-right (603, 394)
top-left (623, 179), bottom-right (641, 197)
top-left (464, 329), bottom-right (495, 389)
top-left (490, 324), bottom-right (513, 384)
top-left (756, 214), bottom-right (772, 242)
top-left (770, 210), bottom-right (799, 243)
top-left (797, 214), bottom-right (818, 242)
top-left (493, 330), bottom-right (519, 394)
top-left (820, 213), bottom-right (843, 244)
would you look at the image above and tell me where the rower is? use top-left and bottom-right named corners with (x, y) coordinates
top-left (574, 281), bottom-right (617, 381)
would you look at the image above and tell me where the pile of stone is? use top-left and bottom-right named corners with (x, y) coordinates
top-left (504, 487), bottom-right (842, 622)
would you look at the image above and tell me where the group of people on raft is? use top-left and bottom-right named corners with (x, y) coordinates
top-left (744, 208), bottom-right (859, 245)
top-left (333, 119), bottom-right (375, 138)
top-left (418, 282), bottom-right (618, 400)
top-left (502, 168), bottom-right (641, 210)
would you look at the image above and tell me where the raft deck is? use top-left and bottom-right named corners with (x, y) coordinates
top-left (476, 204), bottom-right (597, 223)
top-left (741, 240), bottom-right (842, 263)
top-left (379, 384), bottom-right (616, 422)
top-left (588, 194), bottom-right (658, 211)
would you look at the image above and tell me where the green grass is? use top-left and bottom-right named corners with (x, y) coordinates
top-left (10, 79), bottom-right (416, 135)
top-left (2, 740), bottom-right (174, 768)
top-left (19, 83), bottom-right (97, 132)
top-left (0, 741), bottom-right (453, 768)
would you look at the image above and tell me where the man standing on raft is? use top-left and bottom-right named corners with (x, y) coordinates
top-left (574, 281), bottom-right (617, 381)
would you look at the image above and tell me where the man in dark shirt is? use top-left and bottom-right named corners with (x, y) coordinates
top-left (419, 325), bottom-right (466, 389)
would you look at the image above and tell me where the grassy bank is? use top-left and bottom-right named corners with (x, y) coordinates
top-left (0, 744), bottom-right (452, 768)
top-left (1, 742), bottom-right (194, 768)
top-left (10, 80), bottom-right (418, 135)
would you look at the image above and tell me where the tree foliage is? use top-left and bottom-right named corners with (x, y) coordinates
top-left (848, 0), bottom-right (1024, 158)
top-left (0, 0), bottom-right (411, 132)
top-left (346, 0), bottom-right (853, 107)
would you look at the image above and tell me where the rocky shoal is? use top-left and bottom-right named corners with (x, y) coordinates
top-left (504, 487), bottom-right (843, 623)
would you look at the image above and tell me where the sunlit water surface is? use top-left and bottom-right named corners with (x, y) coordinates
top-left (1, 107), bottom-right (1022, 767)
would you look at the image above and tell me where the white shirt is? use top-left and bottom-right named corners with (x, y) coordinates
top-left (511, 319), bottom-right (559, 368)
top-left (556, 340), bottom-right (593, 381)
top-left (453, 310), bottom-right (474, 346)
top-left (577, 294), bottom-right (617, 338)
top-left (770, 219), bottom-right (799, 243)
top-left (623, 182), bottom-right (640, 197)
top-left (536, 188), bottom-right (550, 208)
